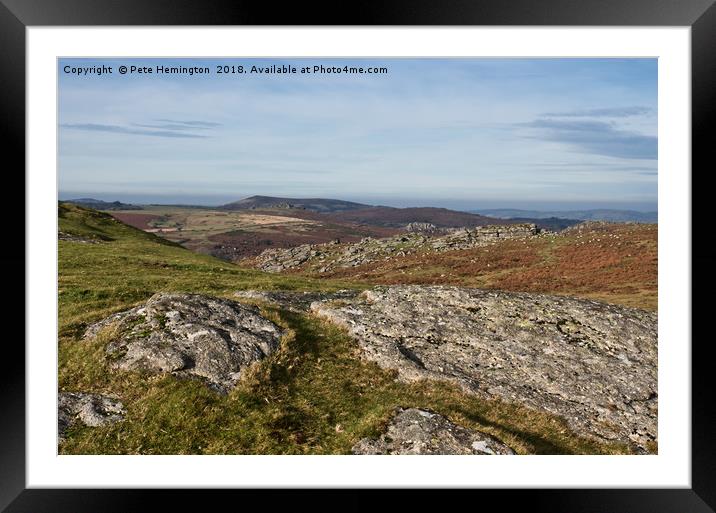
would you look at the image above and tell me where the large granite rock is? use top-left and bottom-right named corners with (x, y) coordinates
top-left (352, 408), bottom-right (515, 455)
top-left (312, 285), bottom-right (657, 451)
top-left (58, 392), bottom-right (125, 443)
top-left (85, 293), bottom-right (284, 393)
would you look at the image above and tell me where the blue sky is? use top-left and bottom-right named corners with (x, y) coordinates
top-left (58, 58), bottom-right (657, 211)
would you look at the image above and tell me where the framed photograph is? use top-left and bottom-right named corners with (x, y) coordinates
top-left (5, 0), bottom-right (714, 511)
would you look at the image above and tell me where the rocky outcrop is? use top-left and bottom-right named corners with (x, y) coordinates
top-left (429, 224), bottom-right (538, 250)
top-left (234, 289), bottom-right (359, 312)
top-left (405, 222), bottom-right (439, 234)
top-left (254, 223), bottom-right (539, 273)
top-left (352, 408), bottom-right (515, 455)
top-left (58, 231), bottom-right (102, 243)
top-left (58, 392), bottom-right (125, 442)
top-left (312, 285), bottom-right (657, 451)
top-left (84, 293), bottom-right (284, 393)
top-left (562, 221), bottom-right (629, 233)
top-left (255, 244), bottom-right (330, 273)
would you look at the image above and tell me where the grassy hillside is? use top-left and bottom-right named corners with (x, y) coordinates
top-left (297, 223), bottom-right (658, 311)
top-left (58, 204), bottom-right (635, 455)
top-left (58, 203), bottom-right (354, 336)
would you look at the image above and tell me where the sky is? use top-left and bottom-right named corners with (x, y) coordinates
top-left (58, 58), bottom-right (657, 211)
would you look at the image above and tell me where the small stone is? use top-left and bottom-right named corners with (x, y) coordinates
top-left (352, 408), bottom-right (514, 455)
top-left (58, 392), bottom-right (125, 443)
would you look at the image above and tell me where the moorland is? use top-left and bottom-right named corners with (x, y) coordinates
top-left (57, 196), bottom-right (658, 455)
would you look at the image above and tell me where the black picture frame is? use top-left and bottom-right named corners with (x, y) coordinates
top-left (3, 1), bottom-right (714, 511)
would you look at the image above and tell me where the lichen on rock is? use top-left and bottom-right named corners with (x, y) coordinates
top-left (352, 407), bottom-right (514, 455)
top-left (313, 285), bottom-right (658, 452)
top-left (58, 392), bottom-right (125, 443)
top-left (85, 293), bottom-right (284, 393)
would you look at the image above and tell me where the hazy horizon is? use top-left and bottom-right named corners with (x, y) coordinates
top-left (59, 58), bottom-right (657, 210)
top-left (57, 190), bottom-right (657, 213)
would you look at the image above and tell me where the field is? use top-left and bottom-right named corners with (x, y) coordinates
top-left (110, 206), bottom-right (399, 261)
top-left (58, 203), bottom-right (637, 455)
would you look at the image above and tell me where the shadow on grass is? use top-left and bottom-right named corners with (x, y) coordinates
top-left (248, 308), bottom-right (628, 455)
top-left (59, 298), bottom-right (634, 455)
top-left (453, 403), bottom-right (626, 455)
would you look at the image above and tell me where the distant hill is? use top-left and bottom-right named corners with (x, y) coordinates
top-left (328, 206), bottom-right (511, 228)
top-left (220, 195), bottom-right (370, 213)
top-left (63, 198), bottom-right (143, 211)
top-left (473, 208), bottom-right (657, 223)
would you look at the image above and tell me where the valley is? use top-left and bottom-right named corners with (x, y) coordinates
top-left (97, 195), bottom-right (585, 263)
top-left (109, 205), bottom-right (400, 261)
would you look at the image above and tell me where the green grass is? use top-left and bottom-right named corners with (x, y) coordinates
top-left (58, 203), bottom-right (359, 336)
top-left (58, 203), bottom-right (634, 455)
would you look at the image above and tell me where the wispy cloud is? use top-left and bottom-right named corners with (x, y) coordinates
top-left (521, 119), bottom-right (657, 160)
top-left (60, 122), bottom-right (210, 139)
top-left (58, 58), bottom-right (657, 208)
top-left (542, 106), bottom-right (652, 118)
top-left (156, 119), bottom-right (222, 127)
top-left (131, 123), bottom-right (213, 131)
